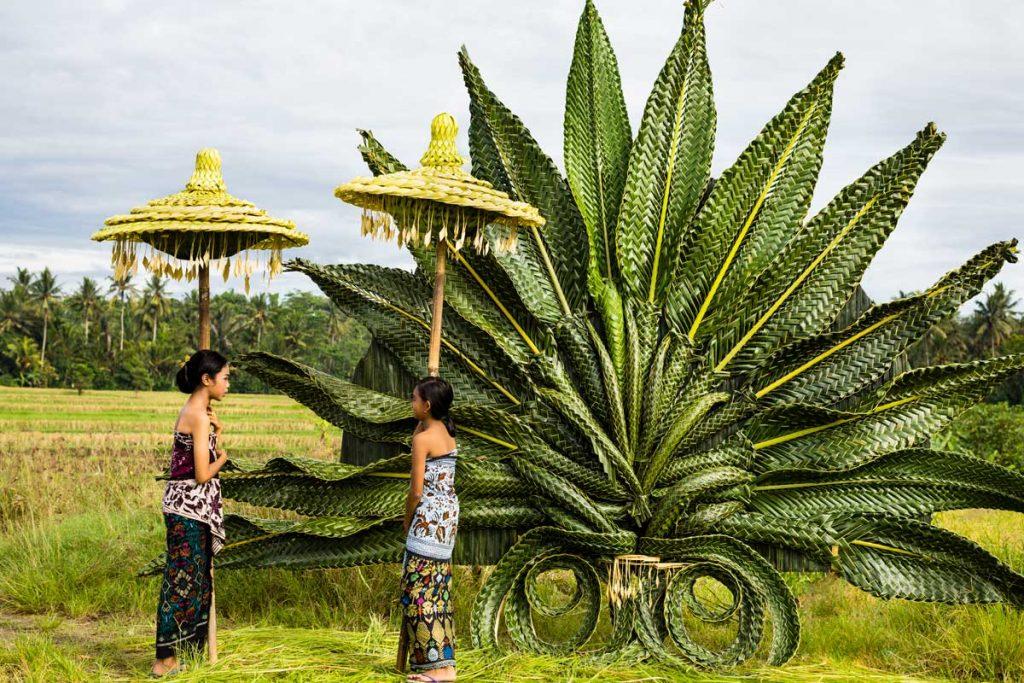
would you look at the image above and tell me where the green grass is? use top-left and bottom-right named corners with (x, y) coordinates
top-left (0, 387), bottom-right (1022, 680)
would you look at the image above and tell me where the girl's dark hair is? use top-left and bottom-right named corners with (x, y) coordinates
top-left (176, 350), bottom-right (229, 394)
top-left (415, 376), bottom-right (455, 435)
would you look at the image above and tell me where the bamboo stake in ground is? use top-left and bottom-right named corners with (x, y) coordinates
top-left (395, 239), bottom-right (448, 670)
top-left (395, 618), bottom-right (408, 672)
top-left (208, 564), bottom-right (218, 663)
top-left (197, 262), bottom-right (217, 664)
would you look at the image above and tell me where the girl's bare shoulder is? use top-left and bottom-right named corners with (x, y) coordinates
top-left (425, 423), bottom-right (456, 457)
top-left (176, 403), bottom-right (209, 433)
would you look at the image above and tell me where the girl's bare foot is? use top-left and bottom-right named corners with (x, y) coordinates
top-left (150, 656), bottom-right (182, 677)
top-left (406, 665), bottom-right (456, 681)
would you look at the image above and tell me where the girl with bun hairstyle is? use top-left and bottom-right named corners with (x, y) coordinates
top-left (151, 350), bottom-right (230, 677)
top-left (399, 375), bottom-right (459, 682)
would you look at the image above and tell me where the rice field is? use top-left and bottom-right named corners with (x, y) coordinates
top-left (0, 386), bottom-right (1022, 681)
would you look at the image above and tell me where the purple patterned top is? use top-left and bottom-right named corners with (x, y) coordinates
top-left (169, 430), bottom-right (218, 480)
top-left (163, 428), bottom-right (225, 554)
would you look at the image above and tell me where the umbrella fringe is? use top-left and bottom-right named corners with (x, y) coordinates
top-left (358, 195), bottom-right (519, 256)
top-left (107, 235), bottom-right (283, 293)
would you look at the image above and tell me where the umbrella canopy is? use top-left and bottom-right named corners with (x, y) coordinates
top-left (92, 148), bottom-right (309, 294)
top-left (335, 112), bottom-right (544, 255)
top-left (336, 113), bottom-right (546, 378)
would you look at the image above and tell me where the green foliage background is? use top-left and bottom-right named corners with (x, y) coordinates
top-left (0, 269), bottom-right (370, 393)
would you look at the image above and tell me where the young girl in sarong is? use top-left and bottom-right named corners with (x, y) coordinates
top-left (400, 376), bottom-right (459, 682)
top-left (151, 350), bottom-right (230, 677)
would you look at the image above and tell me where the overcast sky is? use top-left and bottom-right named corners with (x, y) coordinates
top-left (2, 0), bottom-right (1022, 311)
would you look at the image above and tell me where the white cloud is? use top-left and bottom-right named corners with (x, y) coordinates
top-left (1, 0), bottom-right (1022, 312)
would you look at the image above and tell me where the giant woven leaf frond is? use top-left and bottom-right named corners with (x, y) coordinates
top-left (615, 0), bottom-right (714, 305)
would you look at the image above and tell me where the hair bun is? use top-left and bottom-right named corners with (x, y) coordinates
top-left (175, 349), bottom-right (229, 394)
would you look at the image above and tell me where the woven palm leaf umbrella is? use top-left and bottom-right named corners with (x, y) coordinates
top-left (336, 112), bottom-right (544, 377)
top-left (336, 113), bottom-right (543, 670)
top-left (92, 148), bottom-right (307, 663)
top-left (92, 148), bottom-right (309, 349)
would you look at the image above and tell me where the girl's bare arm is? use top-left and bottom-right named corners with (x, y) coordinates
top-left (192, 414), bottom-right (228, 485)
top-left (403, 434), bottom-right (427, 533)
top-left (207, 405), bottom-right (223, 434)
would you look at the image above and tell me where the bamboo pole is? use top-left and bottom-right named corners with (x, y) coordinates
top-left (198, 264), bottom-right (211, 351)
top-left (426, 239), bottom-right (447, 377)
top-left (197, 263), bottom-right (218, 663)
top-left (397, 238), bottom-right (448, 672)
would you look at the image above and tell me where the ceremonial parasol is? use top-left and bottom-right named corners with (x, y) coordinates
top-left (337, 113), bottom-right (544, 671)
top-left (92, 148), bottom-right (307, 663)
top-left (92, 148), bottom-right (309, 349)
top-left (335, 112), bottom-right (544, 376)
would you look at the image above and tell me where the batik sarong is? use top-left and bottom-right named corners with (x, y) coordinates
top-left (400, 548), bottom-right (456, 672)
top-left (400, 449), bottom-right (459, 672)
top-left (155, 513), bottom-right (212, 658)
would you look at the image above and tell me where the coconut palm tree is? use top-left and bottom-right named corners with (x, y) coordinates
top-left (325, 302), bottom-right (348, 346)
top-left (96, 297), bottom-right (116, 355)
top-left (143, 1), bottom-right (1024, 670)
top-left (211, 297), bottom-right (245, 352)
top-left (140, 274), bottom-right (171, 342)
top-left (29, 267), bottom-right (61, 365)
top-left (971, 282), bottom-right (1019, 358)
top-left (107, 273), bottom-right (137, 352)
top-left (0, 289), bottom-right (28, 337)
top-left (5, 336), bottom-right (43, 386)
top-left (67, 277), bottom-right (101, 343)
top-left (246, 293), bottom-right (277, 346)
top-left (915, 314), bottom-right (970, 366)
top-left (7, 267), bottom-right (32, 295)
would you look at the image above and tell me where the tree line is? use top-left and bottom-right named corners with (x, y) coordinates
top-left (0, 267), bottom-right (370, 393)
top-left (1, 267), bottom-right (1022, 399)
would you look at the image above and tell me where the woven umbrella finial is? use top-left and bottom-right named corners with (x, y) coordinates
top-left (186, 148), bottom-right (228, 193)
top-left (419, 113), bottom-right (464, 172)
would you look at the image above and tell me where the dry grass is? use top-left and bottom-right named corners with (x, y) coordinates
top-left (0, 387), bottom-right (1022, 681)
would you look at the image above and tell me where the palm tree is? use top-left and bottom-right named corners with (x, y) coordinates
top-left (971, 282), bottom-right (1019, 357)
top-left (143, 2), bottom-right (1024, 670)
top-left (246, 293), bottom-right (277, 346)
top-left (107, 273), bottom-right (137, 351)
top-left (325, 303), bottom-right (348, 345)
top-left (141, 274), bottom-right (171, 342)
top-left (5, 336), bottom-right (42, 386)
top-left (211, 295), bottom-right (250, 352)
top-left (895, 290), bottom-right (971, 366)
top-left (96, 297), bottom-right (115, 354)
top-left (915, 314), bottom-right (970, 365)
top-left (68, 277), bottom-right (101, 343)
top-left (29, 267), bottom-right (61, 365)
top-left (7, 267), bottom-right (32, 295)
top-left (0, 289), bottom-right (28, 336)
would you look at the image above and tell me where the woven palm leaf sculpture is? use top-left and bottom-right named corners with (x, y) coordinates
top-left (150, 0), bottom-right (1024, 669)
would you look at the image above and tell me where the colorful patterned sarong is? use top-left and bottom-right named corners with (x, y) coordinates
top-left (400, 548), bottom-right (456, 672)
top-left (155, 513), bottom-right (212, 658)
